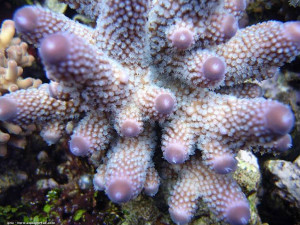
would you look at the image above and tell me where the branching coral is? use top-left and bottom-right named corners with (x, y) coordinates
top-left (0, 0), bottom-right (299, 224)
top-left (0, 19), bottom-right (41, 156)
top-left (0, 20), bottom-right (40, 95)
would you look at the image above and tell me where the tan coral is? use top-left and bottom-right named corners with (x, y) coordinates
top-left (0, 20), bottom-right (41, 96)
top-left (0, 20), bottom-right (42, 156)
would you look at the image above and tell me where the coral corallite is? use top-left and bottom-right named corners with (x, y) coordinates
top-left (0, 0), bottom-right (299, 224)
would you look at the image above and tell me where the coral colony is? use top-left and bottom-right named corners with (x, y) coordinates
top-left (0, 20), bottom-right (42, 156)
top-left (0, 0), bottom-right (299, 224)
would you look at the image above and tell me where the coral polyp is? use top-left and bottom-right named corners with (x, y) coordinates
top-left (0, 0), bottom-right (299, 224)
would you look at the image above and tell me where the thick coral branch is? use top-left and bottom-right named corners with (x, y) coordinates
top-left (13, 6), bottom-right (95, 45)
top-left (217, 21), bottom-right (300, 86)
top-left (95, 0), bottom-right (149, 68)
top-left (169, 157), bottom-right (250, 225)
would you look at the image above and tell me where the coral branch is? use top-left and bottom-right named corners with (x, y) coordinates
top-left (169, 157), bottom-right (250, 225)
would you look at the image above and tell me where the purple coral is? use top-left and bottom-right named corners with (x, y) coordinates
top-left (13, 7), bottom-right (38, 33)
top-left (168, 157), bottom-right (250, 225)
top-left (167, 26), bottom-right (195, 50)
top-left (0, 0), bottom-right (299, 224)
top-left (40, 33), bottom-right (71, 65)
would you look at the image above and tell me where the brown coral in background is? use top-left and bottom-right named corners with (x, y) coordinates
top-left (0, 19), bottom-right (41, 156)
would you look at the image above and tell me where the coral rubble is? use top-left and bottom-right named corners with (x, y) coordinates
top-left (289, 0), bottom-right (300, 7)
top-left (263, 156), bottom-right (300, 223)
top-left (0, 0), bottom-right (299, 224)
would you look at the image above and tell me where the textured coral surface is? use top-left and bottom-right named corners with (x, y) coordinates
top-left (0, 19), bottom-right (41, 156)
top-left (0, 0), bottom-right (299, 224)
